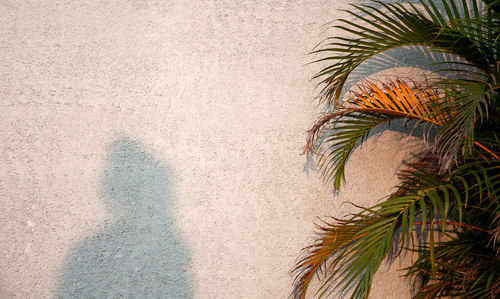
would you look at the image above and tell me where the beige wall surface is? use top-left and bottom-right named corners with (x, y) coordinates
top-left (1, 1), bottom-right (424, 298)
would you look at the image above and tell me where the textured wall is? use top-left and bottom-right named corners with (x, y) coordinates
top-left (1, 1), bottom-right (425, 298)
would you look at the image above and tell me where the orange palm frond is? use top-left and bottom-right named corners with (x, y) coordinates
top-left (349, 80), bottom-right (452, 126)
top-left (305, 80), bottom-right (454, 191)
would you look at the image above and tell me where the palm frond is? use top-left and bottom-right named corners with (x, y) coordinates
top-left (431, 77), bottom-right (491, 170)
top-left (295, 1), bottom-right (500, 298)
top-left (314, 0), bottom-right (495, 105)
top-left (293, 145), bottom-right (500, 298)
top-left (291, 187), bottom-right (455, 298)
top-left (307, 81), bottom-right (450, 190)
top-left (405, 230), bottom-right (500, 299)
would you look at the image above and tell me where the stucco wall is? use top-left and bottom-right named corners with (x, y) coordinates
top-left (1, 1), bottom-right (425, 298)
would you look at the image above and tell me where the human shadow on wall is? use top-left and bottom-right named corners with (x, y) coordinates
top-left (56, 137), bottom-right (191, 298)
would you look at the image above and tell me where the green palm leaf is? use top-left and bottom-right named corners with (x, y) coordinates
top-left (294, 1), bottom-right (500, 298)
top-left (311, 0), bottom-right (499, 169)
top-left (292, 152), bottom-right (500, 298)
top-left (314, 0), bottom-right (494, 106)
top-left (307, 81), bottom-right (449, 191)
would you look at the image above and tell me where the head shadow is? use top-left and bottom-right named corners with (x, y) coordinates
top-left (56, 136), bottom-right (192, 298)
top-left (101, 137), bottom-right (173, 220)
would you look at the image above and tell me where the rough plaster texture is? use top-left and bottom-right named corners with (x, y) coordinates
top-left (1, 1), bottom-right (428, 298)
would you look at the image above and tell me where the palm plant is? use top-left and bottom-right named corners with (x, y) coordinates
top-left (291, 0), bottom-right (500, 298)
